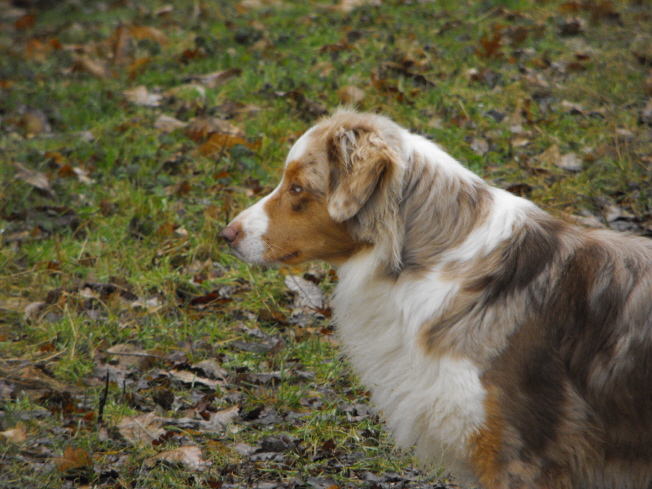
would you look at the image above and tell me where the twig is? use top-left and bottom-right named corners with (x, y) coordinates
top-left (98, 371), bottom-right (109, 425)
top-left (105, 351), bottom-right (167, 360)
top-left (212, 336), bottom-right (243, 346)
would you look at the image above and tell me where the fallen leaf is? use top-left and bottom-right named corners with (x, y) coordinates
top-left (185, 116), bottom-right (244, 142)
top-left (130, 26), bottom-right (168, 45)
top-left (15, 107), bottom-right (51, 136)
top-left (209, 405), bottom-right (240, 429)
top-left (337, 85), bottom-right (365, 106)
top-left (15, 14), bottom-right (35, 30)
top-left (1, 422), bottom-right (28, 443)
top-left (193, 359), bottom-right (228, 380)
top-left (285, 275), bottom-right (327, 312)
top-left (72, 55), bottom-right (108, 79)
top-left (123, 86), bottom-right (164, 107)
top-left (23, 301), bottom-right (46, 322)
top-left (334, 0), bottom-right (381, 13)
top-left (146, 445), bottom-right (211, 471)
top-left (111, 25), bottom-right (132, 66)
top-left (169, 369), bottom-right (223, 389)
top-left (55, 446), bottom-right (92, 473)
top-left (510, 134), bottom-right (531, 148)
top-left (184, 68), bottom-right (242, 88)
top-left (535, 144), bottom-right (561, 166)
top-left (12, 163), bottom-right (55, 198)
top-left (118, 412), bottom-right (165, 445)
top-left (476, 27), bottom-right (503, 59)
top-left (198, 133), bottom-right (258, 156)
top-left (469, 138), bottom-right (489, 156)
top-left (557, 152), bottom-right (582, 172)
top-left (107, 343), bottom-right (152, 370)
top-left (615, 128), bottom-right (635, 142)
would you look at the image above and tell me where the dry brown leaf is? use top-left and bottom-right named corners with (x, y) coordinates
top-left (476, 27), bottom-right (503, 59)
top-left (55, 446), bottom-right (92, 473)
top-left (198, 133), bottom-right (257, 156)
top-left (194, 358), bottom-right (228, 380)
top-left (312, 61), bottom-right (336, 78)
top-left (15, 107), bottom-right (51, 137)
top-left (469, 138), bottom-right (489, 156)
top-left (169, 369), bottom-right (223, 389)
top-left (337, 85), bottom-right (365, 106)
top-left (127, 56), bottom-right (153, 77)
top-left (72, 55), bottom-right (108, 79)
top-left (185, 116), bottom-right (244, 142)
top-left (209, 405), bottom-right (240, 430)
top-left (185, 68), bottom-right (242, 88)
top-left (107, 343), bottom-right (152, 370)
top-left (73, 166), bottom-right (94, 184)
top-left (13, 162), bottom-right (55, 198)
top-left (285, 275), bottom-right (326, 311)
top-left (130, 26), bottom-right (168, 45)
top-left (154, 114), bottom-right (187, 132)
top-left (123, 86), bottom-right (164, 107)
top-left (561, 100), bottom-right (585, 115)
top-left (509, 99), bottom-right (532, 130)
top-left (335, 0), bottom-right (381, 13)
top-left (557, 152), bottom-right (582, 172)
top-left (111, 25), bottom-right (132, 66)
top-left (510, 134), bottom-right (531, 148)
top-left (535, 144), bottom-right (561, 166)
top-left (118, 412), bottom-right (165, 445)
top-left (203, 204), bottom-right (221, 221)
top-left (0, 296), bottom-right (32, 313)
top-left (145, 445), bottom-right (211, 471)
top-left (23, 301), bottom-right (46, 322)
top-left (1, 422), bottom-right (28, 443)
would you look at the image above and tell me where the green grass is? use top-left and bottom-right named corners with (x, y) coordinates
top-left (1, 0), bottom-right (651, 487)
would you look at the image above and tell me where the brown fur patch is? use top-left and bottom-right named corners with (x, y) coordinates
top-left (457, 217), bottom-right (652, 487)
top-left (470, 388), bottom-right (507, 488)
top-left (261, 160), bottom-right (366, 265)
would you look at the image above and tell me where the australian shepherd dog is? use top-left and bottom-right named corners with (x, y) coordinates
top-left (221, 110), bottom-right (652, 489)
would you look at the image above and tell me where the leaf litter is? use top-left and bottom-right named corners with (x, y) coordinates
top-left (2, 0), bottom-right (652, 487)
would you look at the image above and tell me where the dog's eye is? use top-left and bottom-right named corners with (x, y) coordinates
top-left (290, 184), bottom-right (303, 195)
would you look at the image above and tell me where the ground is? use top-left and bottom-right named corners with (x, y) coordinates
top-left (0, 0), bottom-right (651, 488)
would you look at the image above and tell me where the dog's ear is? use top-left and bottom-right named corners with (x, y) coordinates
top-left (327, 126), bottom-right (404, 271)
top-left (327, 128), bottom-right (398, 222)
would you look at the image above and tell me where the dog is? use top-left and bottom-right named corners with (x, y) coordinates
top-left (221, 110), bottom-right (652, 489)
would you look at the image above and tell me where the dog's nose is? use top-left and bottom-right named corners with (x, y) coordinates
top-left (220, 224), bottom-right (240, 245)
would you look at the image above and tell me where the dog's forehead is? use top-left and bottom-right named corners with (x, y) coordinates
top-left (285, 126), bottom-right (317, 166)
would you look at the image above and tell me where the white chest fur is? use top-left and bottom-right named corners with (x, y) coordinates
top-left (333, 253), bottom-right (486, 479)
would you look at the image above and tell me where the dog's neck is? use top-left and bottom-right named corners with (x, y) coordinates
top-left (392, 145), bottom-right (493, 276)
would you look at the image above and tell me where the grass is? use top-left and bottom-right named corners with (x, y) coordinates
top-left (1, 0), bottom-right (651, 487)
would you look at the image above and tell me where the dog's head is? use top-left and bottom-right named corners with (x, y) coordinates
top-left (221, 110), bottom-right (405, 269)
